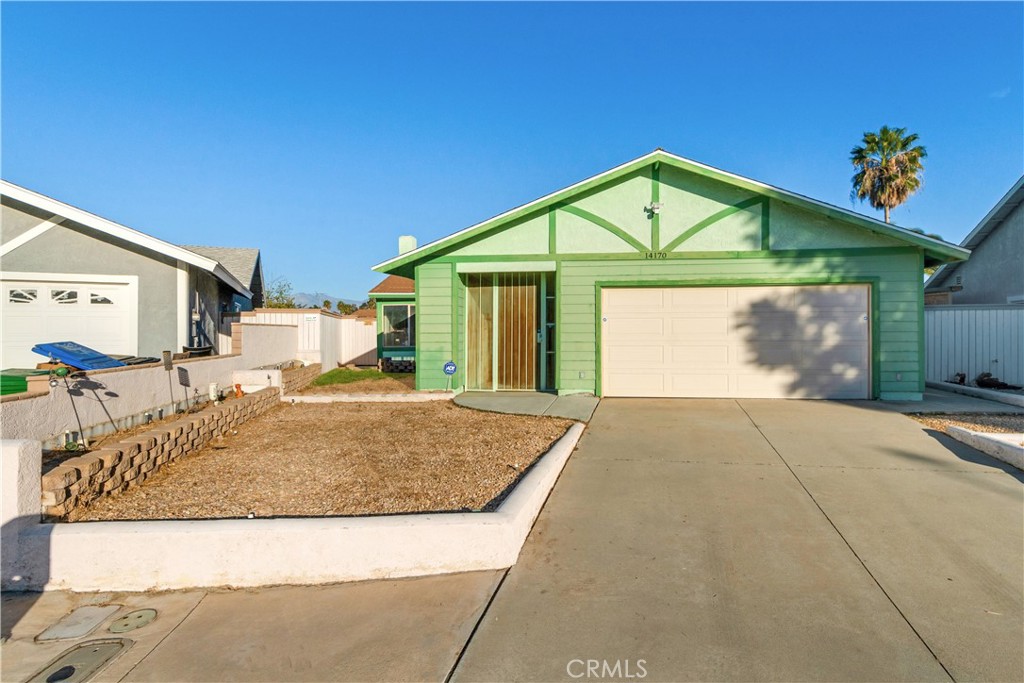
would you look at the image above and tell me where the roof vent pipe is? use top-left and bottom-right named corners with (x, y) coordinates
top-left (398, 235), bottom-right (417, 255)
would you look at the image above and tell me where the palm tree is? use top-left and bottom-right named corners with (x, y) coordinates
top-left (850, 126), bottom-right (927, 223)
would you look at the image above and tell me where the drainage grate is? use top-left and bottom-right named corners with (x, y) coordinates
top-left (36, 606), bottom-right (121, 642)
top-left (107, 609), bottom-right (157, 634)
top-left (26, 639), bottom-right (129, 683)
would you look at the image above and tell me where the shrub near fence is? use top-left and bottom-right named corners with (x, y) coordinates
top-left (42, 388), bottom-right (280, 521)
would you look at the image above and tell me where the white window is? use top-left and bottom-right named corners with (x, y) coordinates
top-left (51, 289), bottom-right (79, 305)
top-left (8, 288), bottom-right (37, 304)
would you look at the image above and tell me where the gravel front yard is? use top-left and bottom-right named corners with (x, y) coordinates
top-left (73, 402), bottom-right (573, 521)
top-left (911, 413), bottom-right (1024, 435)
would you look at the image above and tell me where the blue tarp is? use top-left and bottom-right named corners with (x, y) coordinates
top-left (31, 341), bottom-right (126, 370)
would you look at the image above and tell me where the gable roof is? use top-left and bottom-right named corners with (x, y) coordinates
top-left (1, 180), bottom-right (252, 297)
top-left (344, 306), bottom-right (377, 320)
top-left (373, 149), bottom-right (969, 275)
top-left (925, 175), bottom-right (1024, 290)
top-left (369, 274), bottom-right (415, 295)
top-left (181, 245), bottom-right (262, 290)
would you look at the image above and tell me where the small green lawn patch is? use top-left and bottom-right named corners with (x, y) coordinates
top-left (312, 368), bottom-right (413, 387)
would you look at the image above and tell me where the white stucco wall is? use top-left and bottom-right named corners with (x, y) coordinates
top-left (1, 440), bottom-right (42, 591)
top-left (0, 323), bottom-right (297, 444)
top-left (2, 423), bottom-right (585, 591)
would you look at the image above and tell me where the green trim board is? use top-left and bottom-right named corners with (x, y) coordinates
top-left (451, 262), bottom-right (458, 390)
top-left (413, 264), bottom-right (422, 390)
top-left (374, 150), bottom-right (968, 274)
top-left (431, 246), bottom-right (921, 263)
top-left (456, 261), bottom-right (556, 273)
top-left (591, 277), bottom-right (882, 399)
top-left (917, 249), bottom-right (926, 393)
top-left (548, 209), bottom-right (556, 255)
top-left (554, 263), bottom-right (562, 392)
top-left (651, 163), bottom-right (661, 251)
top-left (369, 292), bottom-right (415, 300)
top-left (760, 199), bottom-right (770, 251)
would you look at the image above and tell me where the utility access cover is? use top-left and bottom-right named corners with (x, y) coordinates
top-left (36, 605), bottom-right (121, 642)
top-left (108, 609), bottom-right (157, 634)
top-left (26, 639), bottom-right (129, 683)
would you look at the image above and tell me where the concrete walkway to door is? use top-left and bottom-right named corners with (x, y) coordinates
top-left (455, 391), bottom-right (600, 422)
top-left (452, 399), bottom-right (1023, 682)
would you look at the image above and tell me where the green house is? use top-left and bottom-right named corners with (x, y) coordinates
top-left (372, 150), bottom-right (968, 400)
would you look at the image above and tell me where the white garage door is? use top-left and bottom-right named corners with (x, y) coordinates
top-left (1, 275), bottom-right (137, 369)
top-left (601, 284), bottom-right (870, 399)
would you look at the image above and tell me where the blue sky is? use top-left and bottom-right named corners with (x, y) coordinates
top-left (3, 2), bottom-right (1022, 299)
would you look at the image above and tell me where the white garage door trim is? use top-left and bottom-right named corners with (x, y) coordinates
top-left (1, 271), bottom-right (139, 368)
top-left (598, 282), bottom-right (873, 399)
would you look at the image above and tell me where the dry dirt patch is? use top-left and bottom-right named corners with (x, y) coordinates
top-left (911, 414), bottom-right (1024, 435)
top-left (73, 402), bottom-right (573, 521)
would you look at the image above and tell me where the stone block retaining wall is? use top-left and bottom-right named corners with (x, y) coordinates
top-left (281, 363), bottom-right (321, 394)
top-left (41, 387), bottom-right (280, 521)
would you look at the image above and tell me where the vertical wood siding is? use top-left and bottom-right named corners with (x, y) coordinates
top-left (925, 306), bottom-right (1024, 386)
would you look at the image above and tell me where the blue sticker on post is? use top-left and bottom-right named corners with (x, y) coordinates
top-left (443, 361), bottom-right (457, 376)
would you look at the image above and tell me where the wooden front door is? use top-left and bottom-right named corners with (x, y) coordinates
top-left (466, 273), bottom-right (541, 391)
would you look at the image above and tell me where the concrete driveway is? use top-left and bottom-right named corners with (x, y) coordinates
top-left (453, 399), bottom-right (1023, 682)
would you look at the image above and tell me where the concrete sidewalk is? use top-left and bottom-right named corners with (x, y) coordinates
top-left (452, 399), bottom-right (1023, 682)
top-left (2, 571), bottom-right (502, 682)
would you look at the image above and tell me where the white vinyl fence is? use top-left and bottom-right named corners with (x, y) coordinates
top-left (925, 305), bottom-right (1024, 386)
top-left (321, 313), bottom-right (377, 367)
top-left (219, 309), bottom-right (376, 368)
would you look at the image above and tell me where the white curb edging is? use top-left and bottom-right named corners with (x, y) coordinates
top-left (925, 381), bottom-right (1024, 408)
top-left (4, 423), bottom-right (585, 592)
top-left (946, 427), bottom-right (1024, 471)
top-left (283, 392), bottom-right (456, 403)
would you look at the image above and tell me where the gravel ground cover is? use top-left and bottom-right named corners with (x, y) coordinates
top-left (73, 402), bottom-right (573, 521)
top-left (911, 414), bottom-right (1024, 435)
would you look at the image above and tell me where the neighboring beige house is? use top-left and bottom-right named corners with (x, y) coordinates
top-left (925, 176), bottom-right (1024, 305)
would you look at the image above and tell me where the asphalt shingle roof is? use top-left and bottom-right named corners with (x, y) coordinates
top-left (182, 245), bottom-right (261, 288)
top-left (369, 275), bottom-right (414, 294)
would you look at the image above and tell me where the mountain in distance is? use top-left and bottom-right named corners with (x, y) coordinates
top-left (293, 292), bottom-right (365, 309)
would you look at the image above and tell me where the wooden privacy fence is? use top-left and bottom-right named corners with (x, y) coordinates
top-left (219, 309), bottom-right (377, 367)
top-left (924, 305), bottom-right (1024, 386)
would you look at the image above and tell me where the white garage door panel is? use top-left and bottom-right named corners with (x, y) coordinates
top-left (605, 372), bottom-right (665, 395)
top-left (601, 284), bottom-right (870, 399)
top-left (668, 373), bottom-right (730, 395)
top-left (1, 276), bottom-right (137, 369)
top-left (670, 345), bottom-right (729, 365)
